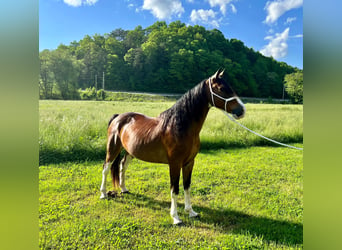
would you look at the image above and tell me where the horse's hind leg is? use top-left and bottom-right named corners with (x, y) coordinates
top-left (100, 133), bottom-right (122, 199)
top-left (119, 153), bottom-right (133, 193)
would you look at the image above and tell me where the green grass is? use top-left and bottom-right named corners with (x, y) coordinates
top-left (39, 100), bottom-right (303, 249)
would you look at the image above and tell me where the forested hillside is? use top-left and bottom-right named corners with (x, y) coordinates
top-left (39, 21), bottom-right (299, 99)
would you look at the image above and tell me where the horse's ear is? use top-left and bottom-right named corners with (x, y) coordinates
top-left (219, 69), bottom-right (225, 78)
top-left (213, 68), bottom-right (225, 80)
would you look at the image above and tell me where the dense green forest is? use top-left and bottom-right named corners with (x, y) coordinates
top-left (39, 21), bottom-right (301, 100)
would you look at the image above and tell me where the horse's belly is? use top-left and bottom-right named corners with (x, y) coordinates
top-left (131, 144), bottom-right (169, 164)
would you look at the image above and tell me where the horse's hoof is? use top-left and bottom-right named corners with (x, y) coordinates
top-left (186, 208), bottom-right (200, 218)
top-left (100, 194), bottom-right (107, 199)
top-left (172, 217), bottom-right (183, 225)
top-left (121, 190), bottom-right (130, 194)
top-left (107, 190), bottom-right (118, 198)
top-left (189, 211), bottom-right (200, 218)
top-left (190, 214), bottom-right (200, 219)
top-left (173, 221), bottom-right (185, 226)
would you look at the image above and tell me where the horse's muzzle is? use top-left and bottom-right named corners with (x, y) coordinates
top-left (232, 105), bottom-right (245, 120)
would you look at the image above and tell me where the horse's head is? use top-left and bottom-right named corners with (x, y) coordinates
top-left (207, 69), bottom-right (246, 119)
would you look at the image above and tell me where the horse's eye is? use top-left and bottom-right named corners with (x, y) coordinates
top-left (218, 86), bottom-right (225, 92)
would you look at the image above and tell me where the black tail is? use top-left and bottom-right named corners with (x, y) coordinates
top-left (108, 114), bottom-right (119, 128)
top-left (111, 151), bottom-right (123, 188)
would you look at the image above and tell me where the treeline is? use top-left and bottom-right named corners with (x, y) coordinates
top-left (39, 21), bottom-right (299, 100)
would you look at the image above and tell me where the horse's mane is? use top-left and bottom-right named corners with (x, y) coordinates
top-left (159, 79), bottom-right (208, 136)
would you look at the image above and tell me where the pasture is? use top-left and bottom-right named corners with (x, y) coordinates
top-left (39, 99), bottom-right (303, 249)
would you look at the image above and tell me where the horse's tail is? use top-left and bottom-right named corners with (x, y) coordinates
top-left (111, 151), bottom-right (122, 188)
top-left (108, 114), bottom-right (119, 128)
top-left (106, 113), bottom-right (122, 189)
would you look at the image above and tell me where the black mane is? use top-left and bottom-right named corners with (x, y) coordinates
top-left (159, 79), bottom-right (209, 137)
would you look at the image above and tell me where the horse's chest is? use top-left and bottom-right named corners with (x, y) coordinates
top-left (175, 135), bottom-right (200, 161)
top-left (188, 136), bottom-right (201, 158)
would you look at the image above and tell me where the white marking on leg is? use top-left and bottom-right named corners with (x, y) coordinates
top-left (170, 191), bottom-right (182, 224)
top-left (184, 188), bottom-right (199, 218)
top-left (120, 154), bottom-right (132, 193)
top-left (100, 162), bottom-right (111, 199)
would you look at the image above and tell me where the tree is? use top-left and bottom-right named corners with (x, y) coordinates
top-left (39, 21), bottom-right (299, 99)
top-left (39, 50), bottom-right (54, 99)
top-left (49, 46), bottom-right (82, 99)
top-left (284, 71), bottom-right (303, 103)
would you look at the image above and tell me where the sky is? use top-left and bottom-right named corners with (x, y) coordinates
top-left (39, 0), bottom-right (303, 69)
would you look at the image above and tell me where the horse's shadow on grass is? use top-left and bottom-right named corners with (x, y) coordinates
top-left (113, 192), bottom-right (302, 246)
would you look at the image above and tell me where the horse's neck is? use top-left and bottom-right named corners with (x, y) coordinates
top-left (187, 104), bottom-right (210, 136)
top-left (159, 82), bottom-right (211, 137)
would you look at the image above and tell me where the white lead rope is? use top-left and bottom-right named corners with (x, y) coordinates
top-left (223, 111), bottom-right (303, 151)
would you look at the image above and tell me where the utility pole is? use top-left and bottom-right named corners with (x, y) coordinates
top-left (95, 74), bottom-right (97, 100)
top-left (102, 71), bottom-right (105, 90)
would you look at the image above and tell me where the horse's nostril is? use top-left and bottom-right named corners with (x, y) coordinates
top-left (233, 108), bottom-right (246, 119)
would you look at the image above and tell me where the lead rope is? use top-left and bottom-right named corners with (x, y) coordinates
top-left (208, 77), bottom-right (303, 150)
top-left (223, 111), bottom-right (303, 150)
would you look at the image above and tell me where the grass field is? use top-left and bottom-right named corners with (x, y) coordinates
top-left (39, 100), bottom-right (303, 249)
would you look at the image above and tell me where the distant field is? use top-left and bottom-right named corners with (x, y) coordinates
top-left (39, 100), bottom-right (303, 249)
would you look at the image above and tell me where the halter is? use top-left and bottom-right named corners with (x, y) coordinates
top-left (208, 77), bottom-right (240, 112)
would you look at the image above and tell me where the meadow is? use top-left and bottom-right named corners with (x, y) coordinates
top-left (39, 99), bottom-right (303, 249)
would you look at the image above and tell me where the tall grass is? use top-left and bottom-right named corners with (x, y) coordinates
top-left (39, 100), bottom-right (302, 164)
top-left (201, 104), bottom-right (303, 149)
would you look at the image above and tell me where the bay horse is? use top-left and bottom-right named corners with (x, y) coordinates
top-left (100, 69), bottom-right (245, 224)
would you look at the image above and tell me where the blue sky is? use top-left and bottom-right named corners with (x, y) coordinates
top-left (39, 0), bottom-right (303, 69)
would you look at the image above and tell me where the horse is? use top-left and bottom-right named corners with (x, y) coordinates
top-left (100, 69), bottom-right (245, 224)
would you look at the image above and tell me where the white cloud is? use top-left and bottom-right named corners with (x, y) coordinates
top-left (285, 16), bottom-right (296, 25)
top-left (230, 4), bottom-right (237, 14)
top-left (63, 0), bottom-right (98, 7)
top-left (260, 27), bottom-right (290, 59)
top-left (208, 0), bottom-right (234, 15)
top-left (142, 0), bottom-right (184, 19)
top-left (268, 28), bottom-right (275, 34)
top-left (264, 0), bottom-right (303, 25)
top-left (190, 9), bottom-right (219, 28)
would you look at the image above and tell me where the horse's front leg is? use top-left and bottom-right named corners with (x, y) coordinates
top-left (169, 163), bottom-right (182, 225)
top-left (183, 160), bottom-right (199, 218)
